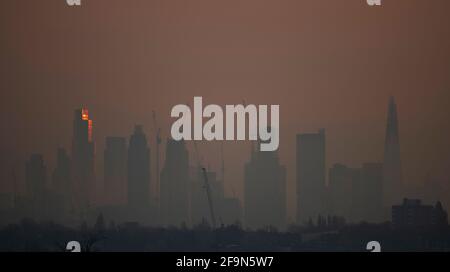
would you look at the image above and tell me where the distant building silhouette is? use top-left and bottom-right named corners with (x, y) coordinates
top-left (328, 163), bottom-right (354, 220)
top-left (52, 148), bottom-right (71, 211)
top-left (245, 141), bottom-right (286, 230)
top-left (360, 163), bottom-right (383, 222)
top-left (52, 148), bottom-right (71, 196)
top-left (71, 108), bottom-right (95, 210)
top-left (25, 154), bottom-right (46, 200)
top-left (127, 126), bottom-right (150, 209)
top-left (25, 154), bottom-right (63, 221)
top-left (327, 163), bottom-right (383, 223)
top-left (392, 198), bottom-right (448, 228)
top-left (104, 137), bottom-right (127, 205)
top-left (160, 139), bottom-right (189, 226)
top-left (383, 97), bottom-right (403, 209)
top-left (296, 129), bottom-right (326, 224)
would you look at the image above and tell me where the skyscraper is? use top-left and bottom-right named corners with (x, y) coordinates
top-left (52, 148), bottom-right (71, 200)
top-left (51, 148), bottom-right (72, 222)
top-left (328, 163), bottom-right (354, 220)
top-left (338, 162), bottom-right (384, 223)
top-left (361, 163), bottom-right (383, 222)
top-left (296, 129), bottom-right (326, 224)
top-left (104, 137), bottom-right (127, 205)
top-left (71, 108), bottom-right (95, 210)
top-left (383, 97), bottom-right (403, 208)
top-left (160, 139), bottom-right (189, 226)
top-left (244, 142), bottom-right (286, 230)
top-left (127, 126), bottom-right (150, 209)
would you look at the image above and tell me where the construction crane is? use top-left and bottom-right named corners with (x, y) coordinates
top-left (152, 110), bottom-right (161, 207)
top-left (201, 167), bottom-right (217, 229)
top-left (193, 142), bottom-right (217, 229)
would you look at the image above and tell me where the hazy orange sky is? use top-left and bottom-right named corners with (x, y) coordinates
top-left (1, 0), bottom-right (449, 219)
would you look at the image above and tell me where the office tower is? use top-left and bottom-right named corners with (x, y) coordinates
top-left (25, 154), bottom-right (47, 200)
top-left (127, 126), bottom-right (150, 209)
top-left (160, 139), bottom-right (189, 226)
top-left (71, 108), bottom-right (95, 209)
top-left (244, 142), bottom-right (286, 230)
top-left (349, 163), bottom-right (383, 223)
top-left (52, 148), bottom-right (71, 199)
top-left (25, 153), bottom-right (62, 220)
top-left (296, 129), bottom-right (326, 224)
top-left (328, 163), bottom-right (354, 220)
top-left (361, 163), bottom-right (383, 222)
top-left (383, 97), bottom-right (403, 208)
top-left (104, 137), bottom-right (127, 204)
top-left (347, 167), bottom-right (363, 222)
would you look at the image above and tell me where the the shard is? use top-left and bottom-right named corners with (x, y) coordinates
top-left (383, 97), bottom-right (403, 208)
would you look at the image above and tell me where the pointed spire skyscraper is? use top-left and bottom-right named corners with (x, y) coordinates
top-left (383, 97), bottom-right (403, 208)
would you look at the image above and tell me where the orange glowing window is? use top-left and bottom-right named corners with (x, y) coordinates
top-left (81, 109), bottom-right (89, 121)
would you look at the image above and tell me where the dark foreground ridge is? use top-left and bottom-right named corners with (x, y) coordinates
top-left (1, 218), bottom-right (450, 252)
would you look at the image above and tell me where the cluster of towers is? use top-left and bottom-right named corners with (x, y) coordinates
top-left (17, 108), bottom-right (243, 227)
top-left (296, 97), bottom-right (403, 224)
top-left (14, 96), bottom-right (403, 229)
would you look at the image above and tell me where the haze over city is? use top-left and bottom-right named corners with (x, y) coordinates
top-left (1, 0), bottom-right (450, 222)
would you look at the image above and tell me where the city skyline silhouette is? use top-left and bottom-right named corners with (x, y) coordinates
top-left (1, 0), bottom-right (449, 234)
top-left (1, 1), bottom-right (450, 253)
top-left (0, 95), bottom-right (447, 230)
